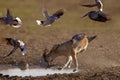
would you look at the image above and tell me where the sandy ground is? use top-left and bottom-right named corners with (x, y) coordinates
top-left (0, 0), bottom-right (120, 79)
top-left (0, 30), bottom-right (120, 80)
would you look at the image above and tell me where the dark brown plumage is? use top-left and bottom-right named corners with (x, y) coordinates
top-left (52, 9), bottom-right (64, 18)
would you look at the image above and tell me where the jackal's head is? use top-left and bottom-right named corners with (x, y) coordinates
top-left (72, 33), bottom-right (87, 44)
top-left (42, 48), bottom-right (54, 67)
top-left (42, 44), bottom-right (59, 67)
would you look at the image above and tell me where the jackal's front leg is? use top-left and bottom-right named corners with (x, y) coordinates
top-left (72, 54), bottom-right (78, 72)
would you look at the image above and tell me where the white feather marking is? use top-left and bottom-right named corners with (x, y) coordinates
top-left (36, 20), bottom-right (42, 25)
top-left (12, 17), bottom-right (22, 28)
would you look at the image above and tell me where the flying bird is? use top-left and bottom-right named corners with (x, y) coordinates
top-left (2, 38), bottom-right (26, 58)
top-left (81, 0), bottom-right (110, 22)
top-left (81, 11), bottom-right (110, 22)
top-left (36, 8), bottom-right (64, 27)
top-left (0, 9), bottom-right (22, 28)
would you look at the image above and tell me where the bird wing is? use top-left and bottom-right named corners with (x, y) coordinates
top-left (52, 9), bottom-right (64, 19)
top-left (42, 8), bottom-right (50, 19)
top-left (81, 12), bottom-right (89, 18)
top-left (0, 17), bottom-right (6, 22)
top-left (81, 4), bottom-right (97, 7)
top-left (4, 46), bottom-right (18, 58)
top-left (6, 8), bottom-right (13, 19)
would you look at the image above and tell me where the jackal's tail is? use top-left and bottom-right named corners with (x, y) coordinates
top-left (87, 35), bottom-right (97, 43)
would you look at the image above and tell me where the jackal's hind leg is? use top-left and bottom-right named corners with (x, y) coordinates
top-left (67, 56), bottom-right (72, 68)
top-left (58, 56), bottom-right (72, 70)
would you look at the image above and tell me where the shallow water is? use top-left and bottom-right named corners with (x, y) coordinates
top-left (0, 67), bottom-right (79, 77)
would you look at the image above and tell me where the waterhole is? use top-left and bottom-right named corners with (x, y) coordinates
top-left (0, 66), bottom-right (81, 77)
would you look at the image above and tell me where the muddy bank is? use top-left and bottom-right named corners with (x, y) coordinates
top-left (0, 66), bottom-right (119, 80)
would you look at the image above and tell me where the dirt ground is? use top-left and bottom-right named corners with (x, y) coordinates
top-left (0, 30), bottom-right (120, 80)
top-left (0, 0), bottom-right (120, 80)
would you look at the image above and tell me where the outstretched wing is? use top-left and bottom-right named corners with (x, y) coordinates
top-left (3, 38), bottom-right (19, 58)
top-left (52, 9), bottom-right (64, 19)
top-left (4, 46), bottom-right (18, 58)
top-left (6, 8), bottom-right (13, 23)
top-left (4, 38), bottom-right (17, 46)
top-left (42, 8), bottom-right (50, 19)
top-left (81, 12), bottom-right (89, 18)
top-left (81, 4), bottom-right (97, 7)
top-left (6, 8), bottom-right (13, 18)
top-left (0, 17), bottom-right (6, 22)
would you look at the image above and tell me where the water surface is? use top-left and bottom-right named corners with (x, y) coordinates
top-left (0, 67), bottom-right (78, 77)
